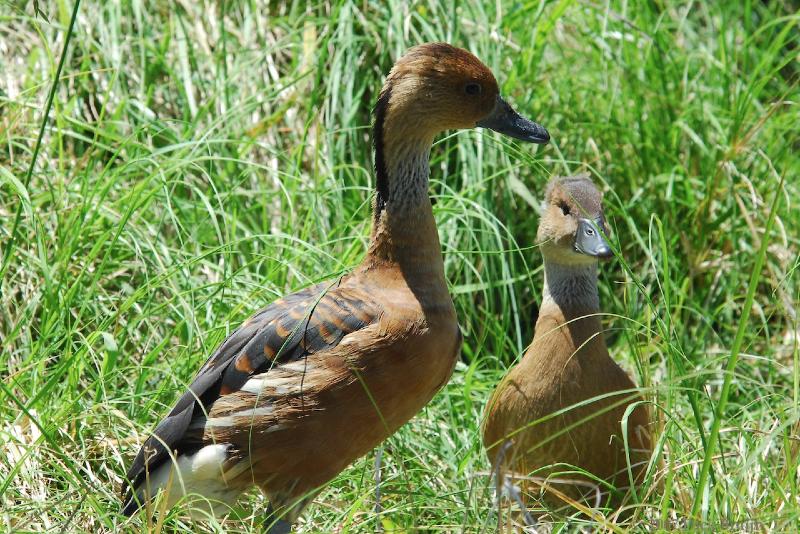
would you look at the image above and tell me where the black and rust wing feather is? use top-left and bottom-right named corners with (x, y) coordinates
top-left (121, 279), bottom-right (381, 513)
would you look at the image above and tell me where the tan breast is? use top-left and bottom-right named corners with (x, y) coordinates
top-left (483, 304), bottom-right (650, 504)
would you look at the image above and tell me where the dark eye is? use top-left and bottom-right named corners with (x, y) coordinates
top-left (559, 202), bottom-right (570, 216)
top-left (464, 82), bottom-right (482, 96)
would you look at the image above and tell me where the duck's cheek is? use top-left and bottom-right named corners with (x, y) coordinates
top-left (426, 100), bottom-right (481, 130)
top-left (433, 114), bottom-right (475, 131)
top-left (564, 218), bottom-right (580, 236)
top-left (554, 234), bottom-right (577, 251)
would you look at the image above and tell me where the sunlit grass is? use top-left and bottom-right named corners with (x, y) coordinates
top-left (1, 1), bottom-right (798, 532)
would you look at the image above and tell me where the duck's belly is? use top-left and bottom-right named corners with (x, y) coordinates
top-left (485, 375), bottom-right (649, 500)
top-left (513, 403), bottom-right (637, 480)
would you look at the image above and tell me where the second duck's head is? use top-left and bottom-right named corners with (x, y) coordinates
top-left (537, 174), bottom-right (613, 265)
top-left (376, 43), bottom-right (550, 146)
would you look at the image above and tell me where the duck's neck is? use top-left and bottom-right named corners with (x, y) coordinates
top-left (374, 138), bottom-right (432, 219)
top-left (366, 93), bottom-right (443, 277)
top-left (534, 260), bottom-right (606, 360)
top-left (541, 260), bottom-right (600, 316)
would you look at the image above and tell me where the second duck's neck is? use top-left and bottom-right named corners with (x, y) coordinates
top-left (536, 260), bottom-right (606, 358)
top-left (541, 260), bottom-right (600, 315)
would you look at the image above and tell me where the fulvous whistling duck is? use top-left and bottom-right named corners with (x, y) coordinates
top-left (121, 42), bottom-right (550, 531)
top-left (482, 174), bottom-right (651, 518)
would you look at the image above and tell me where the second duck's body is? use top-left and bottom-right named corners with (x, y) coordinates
top-left (483, 175), bottom-right (651, 508)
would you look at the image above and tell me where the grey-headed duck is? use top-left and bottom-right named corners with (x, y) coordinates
top-left (121, 42), bottom-right (549, 531)
top-left (482, 174), bottom-right (651, 514)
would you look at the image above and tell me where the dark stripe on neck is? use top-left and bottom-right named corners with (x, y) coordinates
top-left (373, 85), bottom-right (392, 219)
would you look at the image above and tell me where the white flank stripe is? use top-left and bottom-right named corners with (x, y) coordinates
top-left (240, 378), bottom-right (264, 395)
top-left (280, 360), bottom-right (311, 374)
top-left (204, 405), bottom-right (274, 427)
top-left (237, 405), bottom-right (275, 418)
top-left (203, 416), bottom-right (236, 428)
top-left (238, 376), bottom-right (301, 397)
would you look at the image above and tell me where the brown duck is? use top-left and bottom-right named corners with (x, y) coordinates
top-left (121, 42), bottom-right (549, 530)
top-left (482, 175), bottom-right (651, 514)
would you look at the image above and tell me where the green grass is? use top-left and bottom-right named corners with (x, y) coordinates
top-left (1, 0), bottom-right (798, 532)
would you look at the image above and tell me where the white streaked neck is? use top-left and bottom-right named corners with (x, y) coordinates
top-left (541, 260), bottom-right (600, 312)
top-left (367, 137), bottom-right (443, 268)
top-left (383, 139), bottom-right (432, 216)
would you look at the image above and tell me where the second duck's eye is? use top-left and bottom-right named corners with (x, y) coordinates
top-left (464, 82), bottom-right (482, 96)
top-left (559, 202), bottom-right (571, 216)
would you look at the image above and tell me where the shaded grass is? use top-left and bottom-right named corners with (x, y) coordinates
top-left (1, 0), bottom-right (798, 532)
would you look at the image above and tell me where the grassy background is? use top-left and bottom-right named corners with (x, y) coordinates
top-left (1, 0), bottom-right (798, 532)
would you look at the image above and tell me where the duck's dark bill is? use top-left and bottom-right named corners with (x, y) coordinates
top-left (477, 95), bottom-right (550, 144)
top-left (574, 218), bottom-right (613, 259)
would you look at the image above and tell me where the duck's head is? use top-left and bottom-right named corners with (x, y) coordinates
top-left (377, 43), bottom-right (549, 145)
top-left (537, 174), bottom-right (613, 264)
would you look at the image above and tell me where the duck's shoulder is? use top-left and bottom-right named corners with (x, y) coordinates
top-left (350, 260), bottom-right (456, 325)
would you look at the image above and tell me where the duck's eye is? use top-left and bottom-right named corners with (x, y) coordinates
top-left (559, 202), bottom-right (571, 216)
top-left (464, 82), bottom-right (482, 96)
